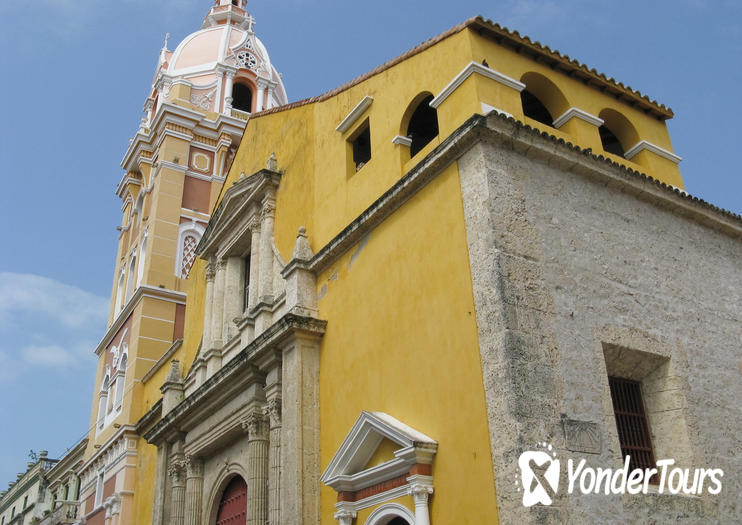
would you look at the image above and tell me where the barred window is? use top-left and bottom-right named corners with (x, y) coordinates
top-left (608, 377), bottom-right (658, 482)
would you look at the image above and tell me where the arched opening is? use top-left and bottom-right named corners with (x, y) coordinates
top-left (520, 89), bottom-right (553, 127)
top-left (365, 503), bottom-right (416, 525)
top-left (114, 267), bottom-right (125, 317)
top-left (126, 255), bottom-right (137, 301)
top-left (114, 354), bottom-right (127, 408)
top-left (598, 109), bottom-right (639, 159)
top-left (519, 72), bottom-right (570, 128)
top-left (215, 476), bottom-right (247, 525)
top-left (97, 375), bottom-right (110, 428)
top-left (599, 125), bottom-right (625, 157)
top-left (406, 94), bottom-right (439, 157)
top-left (232, 83), bottom-right (253, 113)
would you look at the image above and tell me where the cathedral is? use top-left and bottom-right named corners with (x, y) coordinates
top-left (2, 1), bottom-right (740, 524)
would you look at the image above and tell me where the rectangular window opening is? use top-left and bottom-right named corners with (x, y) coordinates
top-left (94, 472), bottom-right (104, 507)
top-left (608, 376), bottom-right (658, 483)
top-left (350, 121), bottom-right (371, 171)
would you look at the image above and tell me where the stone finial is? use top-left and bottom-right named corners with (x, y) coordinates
top-left (161, 360), bottom-right (185, 415)
top-left (39, 450), bottom-right (47, 458)
top-left (266, 152), bottom-right (278, 172)
top-left (166, 360), bottom-right (182, 383)
top-left (292, 226), bottom-right (314, 262)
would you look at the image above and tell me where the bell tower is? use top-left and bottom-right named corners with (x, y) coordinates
top-left (76, 3), bottom-right (287, 523)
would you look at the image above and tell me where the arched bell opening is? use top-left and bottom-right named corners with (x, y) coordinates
top-left (232, 83), bottom-right (253, 113)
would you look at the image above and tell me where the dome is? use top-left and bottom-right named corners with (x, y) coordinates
top-left (149, 0), bottom-right (287, 117)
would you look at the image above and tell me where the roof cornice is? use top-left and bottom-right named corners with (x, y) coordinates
top-left (95, 286), bottom-right (186, 357)
top-left (308, 112), bottom-right (741, 277)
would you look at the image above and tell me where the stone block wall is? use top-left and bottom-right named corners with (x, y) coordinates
top-left (459, 118), bottom-right (741, 523)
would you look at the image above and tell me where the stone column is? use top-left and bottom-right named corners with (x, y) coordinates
top-left (202, 261), bottom-right (216, 350)
top-left (409, 476), bottom-right (434, 525)
top-left (258, 197), bottom-right (275, 303)
top-left (256, 79), bottom-right (267, 112)
top-left (280, 334), bottom-right (321, 524)
top-left (222, 256), bottom-right (244, 342)
top-left (265, 395), bottom-right (282, 525)
top-left (243, 409), bottom-right (269, 525)
top-left (224, 70), bottom-right (235, 113)
top-left (168, 458), bottom-right (186, 525)
top-left (247, 217), bottom-right (261, 312)
top-left (334, 510), bottom-right (356, 525)
top-left (211, 259), bottom-right (226, 349)
top-left (184, 456), bottom-right (203, 525)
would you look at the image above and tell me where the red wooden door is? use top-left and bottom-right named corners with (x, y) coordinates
top-left (215, 476), bottom-right (247, 525)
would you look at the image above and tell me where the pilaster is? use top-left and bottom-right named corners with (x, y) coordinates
top-left (247, 218), bottom-right (261, 311)
top-left (184, 456), bottom-right (203, 525)
top-left (168, 456), bottom-right (186, 525)
top-left (243, 409), bottom-right (269, 525)
top-left (280, 332), bottom-right (321, 524)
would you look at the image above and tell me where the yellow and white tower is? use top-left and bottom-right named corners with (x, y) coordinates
top-left (77, 2), bottom-right (287, 523)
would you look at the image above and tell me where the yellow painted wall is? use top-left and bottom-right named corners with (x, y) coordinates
top-left (363, 438), bottom-right (400, 470)
top-left (316, 163), bottom-right (499, 524)
top-left (132, 440), bottom-right (157, 525)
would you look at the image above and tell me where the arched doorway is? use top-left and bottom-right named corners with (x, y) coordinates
top-left (215, 476), bottom-right (247, 525)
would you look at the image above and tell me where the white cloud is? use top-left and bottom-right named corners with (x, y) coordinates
top-left (21, 344), bottom-right (75, 367)
top-left (0, 273), bottom-right (106, 381)
top-left (0, 272), bottom-right (108, 330)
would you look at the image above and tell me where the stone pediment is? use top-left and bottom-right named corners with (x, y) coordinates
top-left (320, 411), bottom-right (437, 493)
top-left (196, 168), bottom-right (281, 258)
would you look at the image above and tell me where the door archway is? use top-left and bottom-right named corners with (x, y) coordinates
top-left (215, 476), bottom-right (247, 525)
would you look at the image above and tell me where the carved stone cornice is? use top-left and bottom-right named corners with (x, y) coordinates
top-left (144, 314), bottom-right (326, 445)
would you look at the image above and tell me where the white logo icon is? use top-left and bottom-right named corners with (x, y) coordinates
top-left (516, 443), bottom-right (560, 507)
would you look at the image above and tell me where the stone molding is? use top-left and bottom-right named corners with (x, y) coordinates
top-left (144, 313), bottom-right (325, 444)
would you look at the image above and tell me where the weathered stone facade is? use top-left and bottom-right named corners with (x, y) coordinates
top-left (459, 113), bottom-right (742, 523)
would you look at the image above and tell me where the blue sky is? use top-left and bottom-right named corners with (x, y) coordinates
top-left (0, 0), bottom-right (739, 485)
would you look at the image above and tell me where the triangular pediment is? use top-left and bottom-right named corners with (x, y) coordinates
top-left (320, 411), bottom-right (437, 493)
top-left (197, 168), bottom-right (281, 258)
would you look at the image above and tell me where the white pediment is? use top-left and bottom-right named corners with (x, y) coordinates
top-left (320, 411), bottom-right (437, 493)
top-left (196, 168), bottom-right (281, 258)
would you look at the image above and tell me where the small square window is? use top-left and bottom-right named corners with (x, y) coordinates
top-left (349, 121), bottom-right (371, 171)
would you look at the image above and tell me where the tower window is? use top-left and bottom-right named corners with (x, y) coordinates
top-left (232, 83), bottom-right (253, 113)
top-left (350, 121), bottom-right (371, 171)
top-left (520, 89), bottom-right (553, 127)
top-left (608, 377), bottom-right (658, 482)
top-left (407, 94), bottom-right (439, 157)
top-left (599, 125), bottom-right (625, 157)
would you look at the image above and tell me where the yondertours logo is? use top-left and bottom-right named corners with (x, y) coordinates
top-left (515, 442), bottom-right (724, 507)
